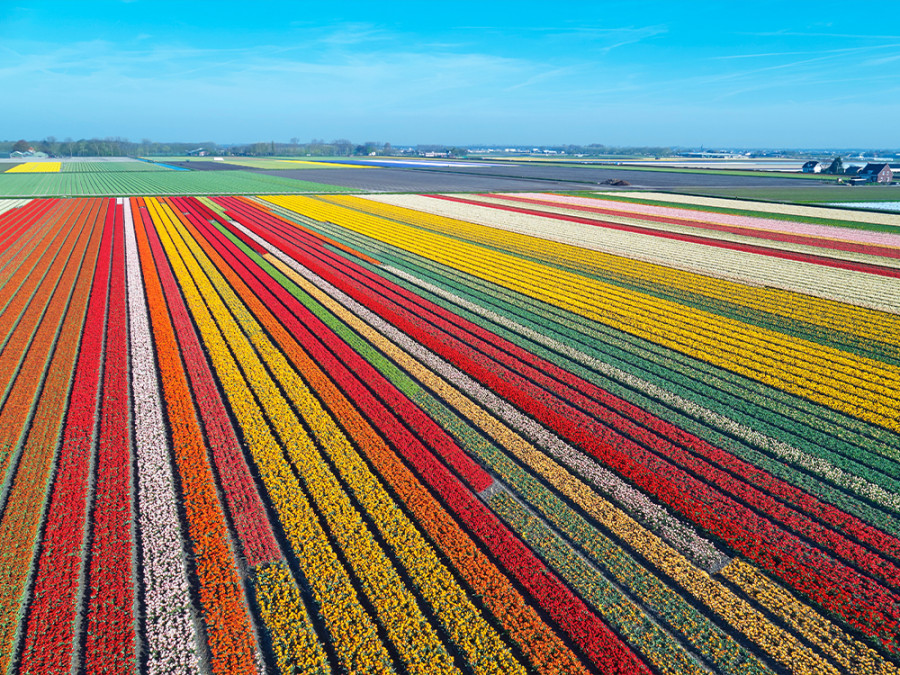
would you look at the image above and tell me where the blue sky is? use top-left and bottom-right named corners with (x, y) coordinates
top-left (2, 1), bottom-right (898, 147)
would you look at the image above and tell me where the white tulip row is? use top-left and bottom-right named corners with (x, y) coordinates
top-left (123, 199), bottom-right (202, 675)
top-left (463, 193), bottom-right (900, 268)
top-left (362, 194), bottom-right (900, 315)
top-left (384, 264), bottom-right (900, 514)
top-left (509, 192), bottom-right (900, 249)
top-left (233, 220), bottom-right (729, 573)
top-left (609, 191), bottom-right (900, 229)
top-left (0, 198), bottom-right (31, 216)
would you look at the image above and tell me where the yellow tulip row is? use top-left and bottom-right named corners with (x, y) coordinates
top-left (144, 200), bottom-right (392, 674)
top-left (261, 253), bottom-right (839, 675)
top-left (327, 195), bottom-right (900, 348)
top-left (720, 559), bottom-right (897, 675)
top-left (155, 200), bottom-right (529, 674)
top-left (265, 196), bottom-right (900, 432)
top-left (251, 561), bottom-right (332, 674)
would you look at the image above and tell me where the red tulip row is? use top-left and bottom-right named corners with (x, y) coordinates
top-left (0, 199), bottom-right (85, 402)
top-left (486, 192), bottom-right (900, 260)
top-left (143, 198), bottom-right (281, 569)
top-left (17, 200), bottom-right (115, 674)
top-left (429, 194), bottom-right (900, 279)
top-left (236, 197), bottom-right (900, 656)
top-left (241, 193), bottom-right (893, 571)
top-left (206, 196), bottom-right (651, 675)
top-left (83, 201), bottom-right (137, 674)
top-left (0, 198), bottom-right (81, 305)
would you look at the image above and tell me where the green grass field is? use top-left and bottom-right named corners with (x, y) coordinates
top-left (61, 161), bottom-right (174, 172)
top-left (0, 170), bottom-right (352, 197)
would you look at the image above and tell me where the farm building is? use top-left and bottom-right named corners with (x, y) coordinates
top-left (801, 161), bottom-right (823, 173)
top-left (858, 163), bottom-right (893, 183)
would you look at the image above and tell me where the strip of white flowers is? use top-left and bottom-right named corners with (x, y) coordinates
top-left (361, 194), bottom-right (900, 315)
top-left (0, 198), bottom-right (31, 216)
top-left (234, 220), bottom-right (729, 573)
top-left (123, 199), bottom-right (202, 674)
top-left (609, 191), bottom-right (900, 229)
top-left (461, 193), bottom-right (900, 267)
top-left (385, 265), bottom-right (900, 515)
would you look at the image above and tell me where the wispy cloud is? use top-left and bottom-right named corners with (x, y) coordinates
top-left (741, 30), bottom-right (900, 39)
top-left (865, 53), bottom-right (900, 66)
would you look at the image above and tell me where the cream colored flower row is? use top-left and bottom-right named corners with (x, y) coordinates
top-left (462, 193), bottom-right (900, 268)
top-left (0, 199), bottom-right (31, 216)
top-left (512, 192), bottom-right (900, 248)
top-left (123, 199), bottom-right (201, 675)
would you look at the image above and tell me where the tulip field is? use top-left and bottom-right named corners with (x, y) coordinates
top-left (0, 189), bottom-right (898, 675)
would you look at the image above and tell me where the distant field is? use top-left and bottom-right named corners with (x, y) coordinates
top-left (569, 163), bottom-right (842, 180)
top-left (143, 156), bottom-right (368, 169)
top-left (0, 156), bottom-right (882, 197)
top-left (3, 161), bottom-right (61, 173)
top-left (61, 160), bottom-right (174, 172)
top-left (476, 156), bottom-right (843, 180)
top-left (0, 169), bottom-right (350, 197)
top-left (186, 158), bottom-right (374, 170)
